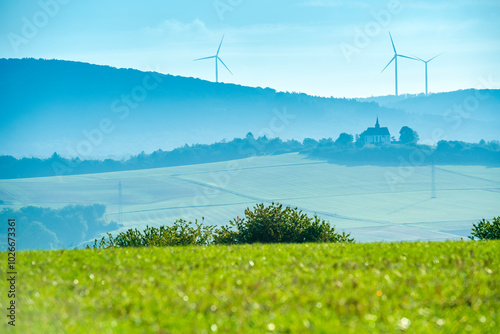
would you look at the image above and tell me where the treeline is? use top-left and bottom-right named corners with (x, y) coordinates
top-left (0, 204), bottom-right (120, 250)
top-left (306, 138), bottom-right (500, 165)
top-left (0, 134), bottom-right (302, 179)
top-left (1, 134), bottom-right (499, 179)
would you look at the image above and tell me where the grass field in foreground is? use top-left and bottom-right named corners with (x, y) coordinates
top-left (1, 241), bottom-right (499, 333)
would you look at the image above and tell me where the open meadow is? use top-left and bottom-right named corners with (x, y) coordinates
top-left (1, 153), bottom-right (499, 245)
top-left (0, 241), bottom-right (498, 333)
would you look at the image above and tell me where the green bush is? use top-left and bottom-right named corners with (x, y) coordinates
top-left (90, 203), bottom-right (354, 249)
top-left (90, 219), bottom-right (214, 249)
top-left (469, 216), bottom-right (500, 240)
top-left (217, 203), bottom-right (354, 244)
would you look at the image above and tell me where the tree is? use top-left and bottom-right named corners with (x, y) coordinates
top-left (469, 216), bottom-right (500, 240)
top-left (49, 152), bottom-right (62, 160)
top-left (399, 126), bottom-right (419, 144)
top-left (318, 138), bottom-right (334, 148)
top-left (355, 134), bottom-right (365, 148)
top-left (436, 140), bottom-right (452, 152)
top-left (302, 138), bottom-right (318, 148)
top-left (335, 133), bottom-right (354, 147)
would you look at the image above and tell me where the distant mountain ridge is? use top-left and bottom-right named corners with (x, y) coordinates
top-left (1, 58), bottom-right (499, 158)
top-left (357, 89), bottom-right (500, 117)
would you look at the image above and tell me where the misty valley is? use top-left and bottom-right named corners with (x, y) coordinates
top-left (1, 0), bottom-right (500, 330)
top-left (1, 59), bottom-right (499, 251)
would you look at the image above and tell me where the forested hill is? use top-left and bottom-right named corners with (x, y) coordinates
top-left (1, 58), bottom-right (386, 158)
top-left (2, 58), bottom-right (499, 159)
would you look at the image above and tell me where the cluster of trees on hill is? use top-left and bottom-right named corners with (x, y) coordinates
top-left (1, 130), bottom-right (499, 179)
top-left (306, 132), bottom-right (500, 165)
top-left (0, 204), bottom-right (120, 250)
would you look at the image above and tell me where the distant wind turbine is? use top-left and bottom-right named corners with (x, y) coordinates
top-left (381, 32), bottom-right (417, 96)
top-left (194, 34), bottom-right (232, 83)
top-left (413, 53), bottom-right (443, 95)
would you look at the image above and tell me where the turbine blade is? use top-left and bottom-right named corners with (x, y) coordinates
top-left (389, 32), bottom-right (397, 54)
top-left (381, 56), bottom-right (395, 73)
top-left (216, 34), bottom-right (225, 56)
top-left (217, 57), bottom-right (233, 75)
top-left (194, 56), bottom-right (215, 61)
top-left (428, 52), bottom-right (444, 62)
top-left (398, 54), bottom-right (418, 61)
top-left (411, 55), bottom-right (425, 62)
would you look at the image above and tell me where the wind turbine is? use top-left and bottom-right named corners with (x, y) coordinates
top-left (381, 32), bottom-right (416, 96)
top-left (194, 34), bottom-right (232, 83)
top-left (414, 53), bottom-right (443, 95)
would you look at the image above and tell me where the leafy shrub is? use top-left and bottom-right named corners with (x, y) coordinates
top-left (216, 203), bottom-right (354, 244)
top-left (469, 216), bottom-right (500, 240)
top-left (212, 225), bottom-right (240, 245)
top-left (91, 219), bottom-right (214, 249)
top-left (91, 203), bottom-right (354, 249)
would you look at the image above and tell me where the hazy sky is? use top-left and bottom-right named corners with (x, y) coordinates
top-left (1, 0), bottom-right (499, 98)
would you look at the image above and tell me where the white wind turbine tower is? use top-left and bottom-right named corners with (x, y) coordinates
top-left (381, 32), bottom-right (417, 96)
top-left (414, 53), bottom-right (443, 95)
top-left (194, 34), bottom-right (233, 83)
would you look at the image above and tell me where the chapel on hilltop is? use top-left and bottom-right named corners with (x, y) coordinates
top-left (360, 118), bottom-right (391, 145)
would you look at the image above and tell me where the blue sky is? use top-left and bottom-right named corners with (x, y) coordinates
top-left (1, 0), bottom-right (499, 97)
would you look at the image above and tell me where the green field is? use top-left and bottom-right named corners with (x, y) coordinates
top-left (1, 153), bottom-right (499, 244)
top-left (1, 241), bottom-right (498, 333)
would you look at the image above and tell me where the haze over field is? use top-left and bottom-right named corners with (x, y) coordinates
top-left (0, 1), bottom-right (499, 250)
top-left (1, 153), bottom-right (499, 249)
top-left (2, 2), bottom-right (500, 333)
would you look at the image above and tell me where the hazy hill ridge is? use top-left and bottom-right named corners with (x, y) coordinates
top-left (1, 58), bottom-right (499, 158)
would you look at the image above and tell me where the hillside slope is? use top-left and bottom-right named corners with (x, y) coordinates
top-left (2, 153), bottom-right (498, 248)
